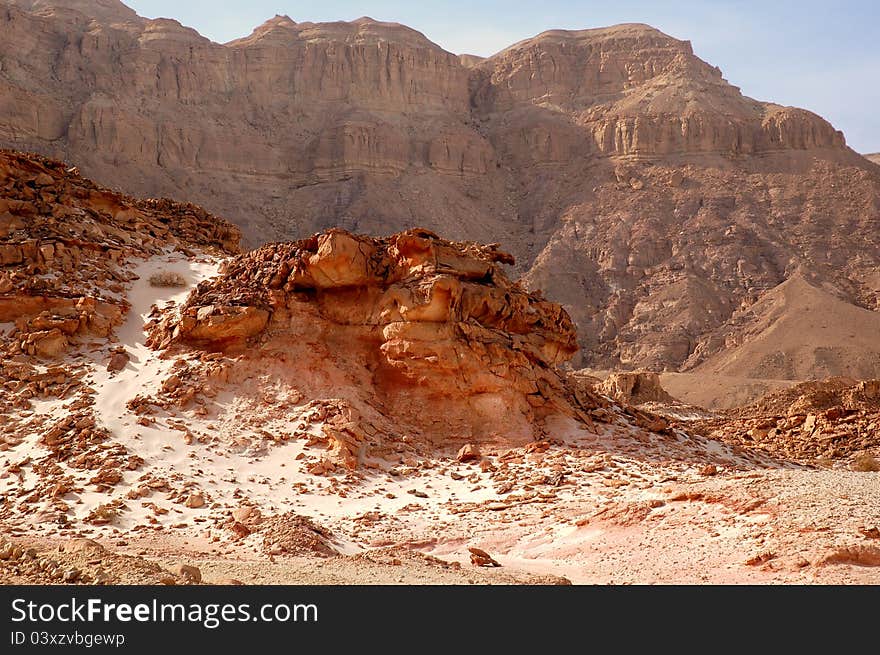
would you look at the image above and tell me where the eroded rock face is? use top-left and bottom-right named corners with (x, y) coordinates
top-left (0, 5), bottom-right (504, 247)
top-left (474, 24), bottom-right (844, 157)
top-left (149, 229), bottom-right (599, 461)
top-left (598, 371), bottom-right (675, 405)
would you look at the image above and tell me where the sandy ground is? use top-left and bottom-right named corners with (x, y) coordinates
top-left (660, 372), bottom-right (799, 410)
top-left (5, 463), bottom-right (879, 585)
top-left (3, 253), bottom-right (880, 585)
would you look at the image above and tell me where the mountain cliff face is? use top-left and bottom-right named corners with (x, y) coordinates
top-left (1, 1), bottom-right (879, 378)
top-left (473, 24), bottom-right (844, 157)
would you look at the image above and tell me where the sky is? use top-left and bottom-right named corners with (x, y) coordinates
top-left (125, 0), bottom-right (880, 153)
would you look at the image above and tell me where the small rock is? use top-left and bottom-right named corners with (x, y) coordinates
top-left (62, 568), bottom-right (81, 583)
top-left (457, 444), bottom-right (480, 463)
top-left (859, 527), bottom-right (880, 540)
top-left (232, 506), bottom-right (254, 522)
top-left (93, 571), bottom-right (114, 585)
top-left (162, 375), bottom-right (182, 392)
top-left (185, 493), bottom-right (205, 509)
top-left (230, 522), bottom-right (251, 539)
top-left (468, 547), bottom-right (501, 567)
top-left (549, 576), bottom-right (573, 585)
top-left (744, 551), bottom-right (775, 566)
top-left (60, 538), bottom-right (105, 555)
top-left (106, 351), bottom-right (130, 373)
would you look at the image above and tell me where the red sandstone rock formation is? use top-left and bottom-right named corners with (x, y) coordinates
top-left (598, 371), bottom-right (675, 405)
top-left (147, 228), bottom-right (622, 466)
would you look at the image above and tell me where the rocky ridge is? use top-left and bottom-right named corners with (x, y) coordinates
top-left (694, 378), bottom-right (880, 463)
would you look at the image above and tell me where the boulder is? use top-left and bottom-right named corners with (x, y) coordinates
top-left (174, 564), bottom-right (202, 583)
top-left (107, 351), bottom-right (130, 372)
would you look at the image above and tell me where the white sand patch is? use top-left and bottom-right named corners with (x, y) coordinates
top-left (91, 252), bottom-right (219, 428)
top-left (0, 397), bottom-right (60, 504)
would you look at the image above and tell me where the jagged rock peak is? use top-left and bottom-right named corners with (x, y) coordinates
top-left (264, 14), bottom-right (297, 27)
top-left (5, 0), bottom-right (139, 23)
top-left (228, 13), bottom-right (449, 51)
top-left (495, 22), bottom-right (693, 55)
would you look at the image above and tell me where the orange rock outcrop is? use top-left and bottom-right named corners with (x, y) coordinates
top-left (148, 228), bottom-right (606, 463)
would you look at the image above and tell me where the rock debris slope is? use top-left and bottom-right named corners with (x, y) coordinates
top-left (0, 149), bottom-right (239, 358)
top-left (694, 378), bottom-right (880, 463)
top-left (0, 149), bottom-right (238, 536)
top-left (1, 2), bottom-right (880, 379)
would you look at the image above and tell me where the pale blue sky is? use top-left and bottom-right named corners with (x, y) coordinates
top-left (125, 0), bottom-right (879, 153)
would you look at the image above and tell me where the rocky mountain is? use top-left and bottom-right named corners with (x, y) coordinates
top-left (1, 0), bottom-right (879, 380)
top-left (866, 153), bottom-right (880, 166)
